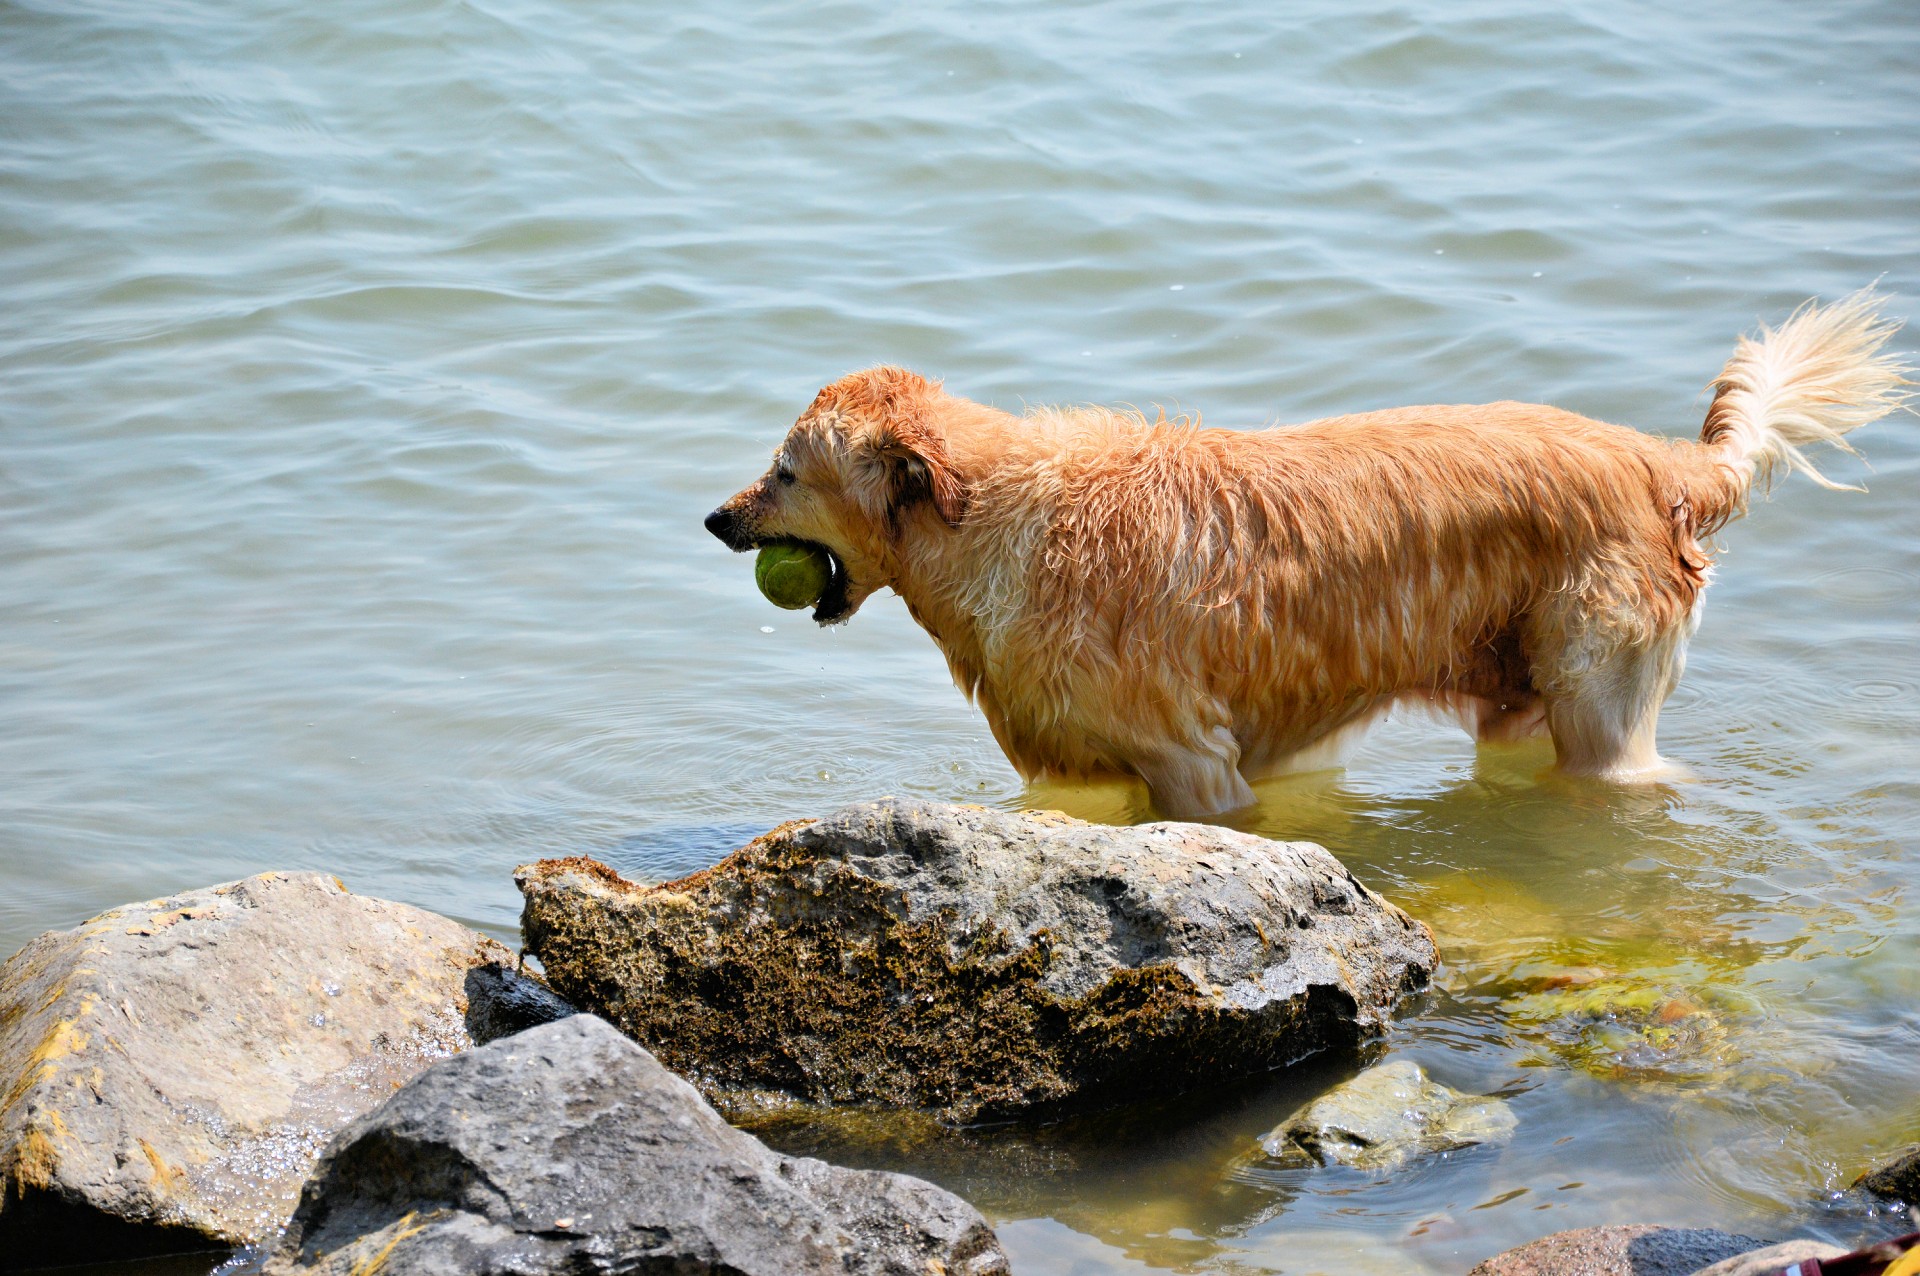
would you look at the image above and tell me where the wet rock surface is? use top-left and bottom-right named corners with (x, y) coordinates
top-left (462, 962), bottom-right (578, 1045)
top-left (1467, 1225), bottom-right (1775, 1276)
top-left (1258, 1058), bottom-right (1516, 1170)
top-left (1857, 1145), bottom-right (1920, 1203)
top-left (1684, 1239), bottom-right (1848, 1276)
top-left (262, 1013), bottom-right (1009, 1276)
top-left (0, 872), bottom-right (512, 1266)
top-left (518, 798), bottom-right (1437, 1124)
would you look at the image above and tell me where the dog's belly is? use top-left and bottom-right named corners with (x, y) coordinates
top-left (1437, 623), bottom-right (1535, 701)
top-left (1235, 702), bottom-right (1393, 777)
top-left (1231, 622), bottom-right (1546, 773)
top-left (1423, 623), bottom-right (1545, 740)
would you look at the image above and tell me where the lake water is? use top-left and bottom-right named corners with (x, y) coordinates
top-left (4, 0), bottom-right (1917, 1270)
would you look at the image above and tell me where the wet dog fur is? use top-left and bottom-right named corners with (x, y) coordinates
top-left (707, 293), bottom-right (1907, 818)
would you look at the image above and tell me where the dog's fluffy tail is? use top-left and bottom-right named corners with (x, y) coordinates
top-left (1696, 289), bottom-right (1910, 527)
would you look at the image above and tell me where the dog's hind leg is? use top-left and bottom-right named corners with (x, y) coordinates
top-left (1536, 612), bottom-right (1696, 781)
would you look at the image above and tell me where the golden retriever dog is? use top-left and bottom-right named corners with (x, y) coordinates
top-left (706, 292), bottom-right (1907, 818)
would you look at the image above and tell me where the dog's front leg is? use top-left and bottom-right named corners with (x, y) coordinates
top-left (1134, 722), bottom-right (1257, 821)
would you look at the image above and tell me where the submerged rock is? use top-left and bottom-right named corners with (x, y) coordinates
top-left (1499, 968), bottom-right (1746, 1083)
top-left (1467, 1225), bottom-right (1776, 1276)
top-left (261, 1014), bottom-right (1009, 1276)
top-left (518, 798), bottom-right (1436, 1124)
top-left (0, 872), bottom-right (513, 1266)
top-left (1258, 1058), bottom-right (1516, 1170)
top-left (1857, 1145), bottom-right (1920, 1203)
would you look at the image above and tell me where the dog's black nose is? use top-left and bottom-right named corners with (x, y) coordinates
top-left (704, 508), bottom-right (738, 544)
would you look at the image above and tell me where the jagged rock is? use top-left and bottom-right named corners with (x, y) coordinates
top-left (518, 798), bottom-right (1436, 1124)
top-left (0, 872), bottom-right (512, 1267)
top-left (462, 963), bottom-right (578, 1045)
top-left (1258, 1058), bottom-right (1516, 1170)
top-left (261, 1014), bottom-right (1009, 1276)
top-left (1468, 1226), bottom-right (1776, 1276)
top-left (1857, 1145), bottom-right (1920, 1203)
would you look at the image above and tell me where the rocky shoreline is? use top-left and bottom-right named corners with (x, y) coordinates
top-left (1, 801), bottom-right (1913, 1274)
top-left (0, 872), bottom-right (513, 1266)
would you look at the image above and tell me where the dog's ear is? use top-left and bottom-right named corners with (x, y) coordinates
top-left (840, 369), bottom-right (969, 528)
top-left (868, 418), bottom-right (968, 528)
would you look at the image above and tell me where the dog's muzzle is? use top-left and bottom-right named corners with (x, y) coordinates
top-left (705, 507), bottom-right (854, 625)
top-left (704, 507), bottom-right (754, 552)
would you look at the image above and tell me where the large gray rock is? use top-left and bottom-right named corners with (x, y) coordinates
top-left (518, 798), bottom-right (1436, 1124)
top-left (262, 1014), bottom-right (1009, 1276)
top-left (1468, 1226), bottom-right (1775, 1276)
top-left (1258, 1058), bottom-right (1516, 1170)
top-left (0, 872), bottom-right (513, 1266)
top-left (1857, 1145), bottom-right (1920, 1203)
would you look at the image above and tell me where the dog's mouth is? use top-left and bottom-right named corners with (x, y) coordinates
top-left (805, 543), bottom-right (853, 626)
top-left (748, 535), bottom-right (852, 625)
top-left (706, 510), bottom-right (855, 625)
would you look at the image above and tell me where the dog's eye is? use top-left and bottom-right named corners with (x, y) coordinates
top-left (776, 465), bottom-right (797, 486)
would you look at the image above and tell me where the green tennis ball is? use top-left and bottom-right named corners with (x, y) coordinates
top-left (755, 542), bottom-right (833, 611)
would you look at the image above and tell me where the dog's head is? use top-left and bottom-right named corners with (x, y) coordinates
top-left (705, 366), bottom-right (969, 625)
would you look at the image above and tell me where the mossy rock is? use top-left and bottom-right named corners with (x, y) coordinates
top-left (1856, 1145), bottom-right (1920, 1203)
top-left (516, 799), bottom-right (1437, 1124)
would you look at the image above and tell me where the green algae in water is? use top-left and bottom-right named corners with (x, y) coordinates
top-left (1495, 947), bottom-right (1763, 1084)
top-left (1504, 979), bottom-right (1735, 1081)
